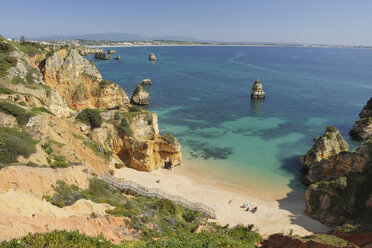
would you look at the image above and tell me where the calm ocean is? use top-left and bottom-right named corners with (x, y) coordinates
top-left (90, 46), bottom-right (372, 196)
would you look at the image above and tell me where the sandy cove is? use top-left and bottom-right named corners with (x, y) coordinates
top-left (115, 162), bottom-right (331, 237)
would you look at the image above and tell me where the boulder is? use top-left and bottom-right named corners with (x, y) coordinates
top-left (107, 49), bottom-right (116, 54)
top-left (350, 98), bottom-right (372, 141)
top-left (148, 53), bottom-right (157, 61)
top-left (251, 79), bottom-right (265, 99)
top-left (114, 56), bottom-right (120, 60)
top-left (130, 84), bottom-right (149, 105)
top-left (94, 51), bottom-right (109, 60)
top-left (140, 79), bottom-right (152, 85)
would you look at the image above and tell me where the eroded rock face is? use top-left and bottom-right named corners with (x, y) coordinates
top-left (130, 84), bottom-right (149, 105)
top-left (301, 126), bottom-right (348, 170)
top-left (350, 98), bottom-right (372, 141)
top-left (251, 79), bottom-right (266, 99)
top-left (115, 112), bottom-right (182, 171)
top-left (148, 53), bottom-right (157, 61)
top-left (141, 79), bottom-right (152, 85)
top-left (41, 49), bottom-right (130, 110)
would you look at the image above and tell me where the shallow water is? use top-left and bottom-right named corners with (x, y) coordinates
top-left (90, 46), bottom-right (372, 197)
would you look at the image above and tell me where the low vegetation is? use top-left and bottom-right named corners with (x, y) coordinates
top-left (76, 108), bottom-right (102, 129)
top-left (0, 101), bottom-right (33, 125)
top-left (83, 140), bottom-right (111, 160)
top-left (300, 234), bottom-right (348, 247)
top-left (162, 133), bottom-right (176, 145)
top-left (0, 127), bottom-right (37, 166)
top-left (43, 178), bottom-right (262, 247)
top-left (0, 230), bottom-right (116, 248)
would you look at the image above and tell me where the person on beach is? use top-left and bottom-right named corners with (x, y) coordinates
top-left (245, 206), bottom-right (250, 211)
top-left (228, 198), bottom-right (234, 204)
top-left (156, 179), bottom-right (160, 183)
top-left (251, 206), bottom-right (257, 213)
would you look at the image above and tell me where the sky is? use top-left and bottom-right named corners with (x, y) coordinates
top-left (1, 0), bottom-right (372, 45)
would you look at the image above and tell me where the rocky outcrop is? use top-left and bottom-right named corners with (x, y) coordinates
top-left (114, 56), bottom-right (120, 60)
top-left (350, 98), bottom-right (372, 141)
top-left (94, 51), bottom-right (110, 60)
top-left (141, 79), bottom-right (152, 85)
top-left (251, 79), bottom-right (266, 99)
top-left (107, 49), bottom-right (116, 54)
top-left (77, 47), bottom-right (104, 56)
top-left (148, 53), bottom-right (157, 61)
top-left (130, 84), bottom-right (149, 105)
top-left (41, 49), bottom-right (130, 110)
top-left (301, 126), bottom-right (349, 184)
top-left (305, 161), bottom-right (372, 226)
top-left (114, 112), bottom-right (182, 171)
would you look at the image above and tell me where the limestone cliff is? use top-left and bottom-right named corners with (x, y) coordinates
top-left (350, 98), bottom-right (372, 141)
top-left (251, 79), bottom-right (266, 99)
top-left (41, 49), bottom-right (130, 110)
top-left (301, 126), bottom-right (349, 184)
top-left (130, 84), bottom-right (149, 105)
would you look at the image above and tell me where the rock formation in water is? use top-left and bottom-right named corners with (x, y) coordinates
top-left (77, 47), bottom-right (104, 56)
top-left (114, 55), bottom-right (120, 60)
top-left (94, 51), bottom-right (110, 60)
top-left (350, 98), bottom-right (372, 141)
top-left (107, 49), bottom-right (116, 54)
top-left (148, 53), bottom-right (157, 61)
top-left (130, 84), bottom-right (149, 105)
top-left (251, 79), bottom-right (266, 99)
top-left (141, 79), bottom-right (152, 85)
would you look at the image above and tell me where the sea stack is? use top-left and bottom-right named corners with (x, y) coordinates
top-left (131, 84), bottom-right (149, 105)
top-left (114, 55), bottom-right (120, 60)
top-left (149, 53), bottom-right (157, 61)
top-left (251, 79), bottom-right (265, 99)
top-left (107, 49), bottom-right (116, 54)
top-left (141, 79), bottom-right (152, 85)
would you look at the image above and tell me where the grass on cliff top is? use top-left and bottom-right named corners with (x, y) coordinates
top-left (300, 234), bottom-right (348, 247)
top-left (0, 127), bottom-right (38, 166)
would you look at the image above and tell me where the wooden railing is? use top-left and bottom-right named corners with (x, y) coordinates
top-left (101, 176), bottom-right (216, 218)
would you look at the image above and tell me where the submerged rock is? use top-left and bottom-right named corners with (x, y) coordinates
top-left (140, 79), bottom-right (152, 85)
top-left (130, 84), bottom-right (149, 105)
top-left (251, 79), bottom-right (265, 99)
top-left (107, 49), bottom-right (116, 54)
top-left (114, 56), bottom-right (120, 60)
top-left (350, 97), bottom-right (372, 141)
top-left (148, 53), bottom-right (157, 61)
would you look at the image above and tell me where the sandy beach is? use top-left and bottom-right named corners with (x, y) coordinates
top-left (115, 161), bottom-right (330, 237)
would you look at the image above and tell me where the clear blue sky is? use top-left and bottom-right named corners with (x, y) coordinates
top-left (1, 0), bottom-right (372, 45)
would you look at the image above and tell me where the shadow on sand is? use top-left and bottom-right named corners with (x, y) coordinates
top-left (276, 155), bottom-right (331, 234)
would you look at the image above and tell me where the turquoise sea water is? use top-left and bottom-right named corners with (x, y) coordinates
top-left (90, 46), bottom-right (372, 197)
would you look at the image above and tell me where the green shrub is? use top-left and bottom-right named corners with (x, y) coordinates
top-left (0, 101), bottom-right (33, 125)
top-left (0, 230), bottom-right (118, 248)
top-left (118, 117), bottom-right (132, 135)
top-left (301, 234), bottom-right (348, 247)
top-left (0, 127), bottom-right (37, 165)
top-left (14, 41), bottom-right (45, 56)
top-left (46, 180), bottom-right (84, 207)
top-left (162, 133), bottom-right (176, 145)
top-left (51, 156), bottom-right (69, 168)
top-left (129, 105), bottom-right (144, 112)
top-left (0, 58), bottom-right (11, 77)
top-left (76, 108), bottom-right (102, 129)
